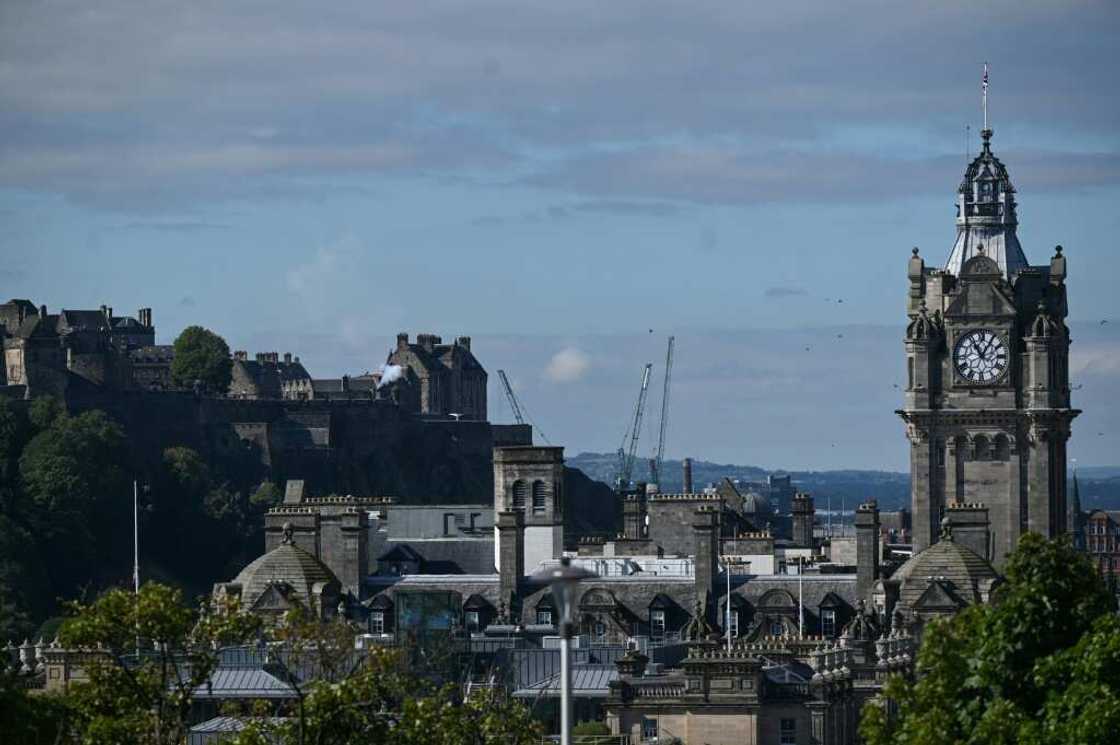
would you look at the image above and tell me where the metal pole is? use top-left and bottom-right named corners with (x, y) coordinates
top-left (726, 559), bottom-right (732, 653)
top-left (134, 480), bottom-right (140, 660)
top-left (560, 630), bottom-right (572, 745)
top-left (133, 480), bottom-right (140, 596)
top-left (798, 557), bottom-right (804, 637)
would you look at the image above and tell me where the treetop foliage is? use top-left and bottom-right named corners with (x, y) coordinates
top-left (170, 325), bottom-right (232, 393)
top-left (861, 533), bottom-right (1120, 745)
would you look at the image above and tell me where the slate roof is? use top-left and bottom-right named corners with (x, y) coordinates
top-left (231, 541), bottom-right (339, 608)
top-left (514, 665), bottom-right (618, 698)
top-left (193, 668), bottom-right (297, 699)
top-left (58, 309), bottom-right (109, 332)
top-left (891, 533), bottom-right (998, 609)
top-left (130, 345), bottom-right (174, 362)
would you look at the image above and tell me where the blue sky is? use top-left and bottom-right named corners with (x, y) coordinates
top-left (2, 1), bottom-right (1118, 469)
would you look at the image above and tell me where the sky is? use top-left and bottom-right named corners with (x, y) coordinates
top-left (1, 1), bottom-right (1118, 470)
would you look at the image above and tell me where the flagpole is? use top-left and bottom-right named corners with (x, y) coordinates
top-left (982, 62), bottom-right (990, 131)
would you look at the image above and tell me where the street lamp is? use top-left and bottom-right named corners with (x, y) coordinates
top-left (533, 556), bottom-right (597, 745)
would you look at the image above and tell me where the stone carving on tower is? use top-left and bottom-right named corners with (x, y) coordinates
top-left (899, 125), bottom-right (1078, 567)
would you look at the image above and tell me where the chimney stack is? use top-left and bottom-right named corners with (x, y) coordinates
top-left (855, 500), bottom-right (881, 601)
top-left (341, 374), bottom-right (350, 393)
top-left (683, 457), bottom-right (694, 494)
top-left (39, 304), bottom-right (47, 318)
top-left (791, 491), bottom-right (815, 548)
top-left (457, 336), bottom-right (471, 351)
top-left (396, 333), bottom-right (409, 352)
top-left (284, 352), bottom-right (292, 364)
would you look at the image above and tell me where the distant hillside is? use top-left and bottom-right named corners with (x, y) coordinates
top-left (566, 452), bottom-right (911, 510)
top-left (567, 453), bottom-right (1120, 513)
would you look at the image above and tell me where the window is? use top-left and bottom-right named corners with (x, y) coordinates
top-left (536, 609), bottom-right (553, 626)
top-left (822, 609), bottom-right (836, 637)
top-left (780, 718), bottom-right (796, 744)
top-left (593, 620), bottom-right (608, 640)
top-left (770, 620), bottom-right (784, 637)
top-left (531, 481), bottom-right (547, 514)
top-left (512, 480), bottom-right (527, 510)
top-left (464, 610), bottom-right (480, 631)
top-left (642, 717), bottom-right (658, 741)
top-left (370, 612), bottom-right (385, 635)
top-left (650, 609), bottom-right (666, 637)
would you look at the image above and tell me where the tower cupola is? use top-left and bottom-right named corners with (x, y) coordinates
top-left (945, 128), bottom-right (1029, 279)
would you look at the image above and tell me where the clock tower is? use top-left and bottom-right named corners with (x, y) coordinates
top-left (899, 127), bottom-right (1079, 566)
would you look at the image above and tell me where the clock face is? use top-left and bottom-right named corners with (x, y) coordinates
top-left (954, 329), bottom-right (1009, 383)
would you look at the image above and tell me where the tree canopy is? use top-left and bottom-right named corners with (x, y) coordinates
top-left (861, 533), bottom-right (1119, 745)
top-left (170, 325), bottom-right (232, 393)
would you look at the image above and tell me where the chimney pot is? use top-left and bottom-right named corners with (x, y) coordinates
top-left (39, 304), bottom-right (47, 318)
top-left (284, 352), bottom-right (292, 364)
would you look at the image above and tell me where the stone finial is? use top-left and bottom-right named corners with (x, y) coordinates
top-left (912, 247), bottom-right (920, 256)
top-left (1054, 244), bottom-right (1063, 256)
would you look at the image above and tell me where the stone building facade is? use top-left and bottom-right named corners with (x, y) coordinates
top-left (1, 299), bottom-right (155, 396)
top-left (387, 332), bottom-right (487, 420)
top-left (899, 127), bottom-right (1078, 566)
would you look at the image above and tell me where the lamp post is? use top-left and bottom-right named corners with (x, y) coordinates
top-left (533, 556), bottom-right (597, 745)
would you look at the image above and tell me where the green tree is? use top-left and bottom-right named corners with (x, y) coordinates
top-left (19, 410), bottom-right (130, 597)
top-left (59, 582), bottom-right (260, 745)
top-left (249, 482), bottom-right (281, 509)
top-left (861, 533), bottom-right (1118, 745)
top-left (170, 325), bottom-right (232, 394)
top-left (0, 664), bottom-right (69, 745)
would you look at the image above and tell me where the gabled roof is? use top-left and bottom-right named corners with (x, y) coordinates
top-left (366, 594), bottom-right (394, 611)
top-left (648, 593), bottom-right (676, 610)
top-left (912, 578), bottom-right (968, 612)
top-left (817, 591), bottom-right (848, 609)
top-left (463, 593), bottom-right (492, 611)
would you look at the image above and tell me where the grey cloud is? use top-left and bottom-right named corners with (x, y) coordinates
top-left (527, 147), bottom-right (1120, 206)
top-left (0, 1), bottom-right (1116, 210)
top-left (115, 221), bottom-right (233, 233)
top-left (766, 286), bottom-right (808, 298)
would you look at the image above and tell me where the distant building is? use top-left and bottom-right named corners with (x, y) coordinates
top-left (1084, 510), bottom-right (1120, 579)
top-left (229, 351), bottom-right (311, 400)
top-left (387, 333), bottom-right (487, 420)
top-left (0, 299), bottom-right (154, 395)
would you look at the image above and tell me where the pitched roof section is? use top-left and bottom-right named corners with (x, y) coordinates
top-left (891, 530), bottom-right (999, 609)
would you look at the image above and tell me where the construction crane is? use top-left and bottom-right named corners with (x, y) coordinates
top-left (649, 336), bottom-right (675, 485)
top-left (497, 369), bottom-right (551, 444)
top-left (497, 370), bottom-right (525, 425)
top-left (615, 363), bottom-right (653, 490)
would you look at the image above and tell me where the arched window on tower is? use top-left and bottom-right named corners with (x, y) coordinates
top-left (994, 435), bottom-right (1010, 461)
top-left (531, 480), bottom-right (547, 514)
top-left (974, 435), bottom-right (991, 461)
top-left (512, 480), bottom-right (528, 511)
